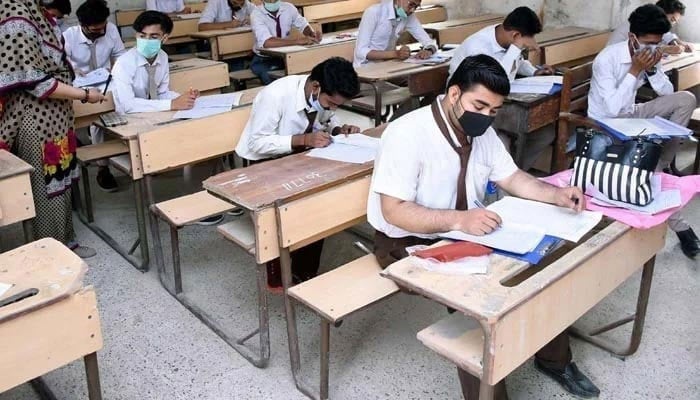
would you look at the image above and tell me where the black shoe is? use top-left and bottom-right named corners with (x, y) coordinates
top-left (676, 228), bottom-right (700, 259)
top-left (96, 168), bottom-right (118, 192)
top-left (534, 360), bottom-right (600, 399)
top-left (195, 214), bottom-right (224, 226)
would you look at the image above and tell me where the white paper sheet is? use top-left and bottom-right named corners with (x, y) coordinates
top-left (442, 222), bottom-right (545, 255)
top-left (175, 12), bottom-right (202, 19)
top-left (515, 75), bottom-right (564, 85)
top-left (0, 282), bottom-right (12, 298)
top-left (404, 52), bottom-right (452, 65)
top-left (172, 107), bottom-right (231, 119)
top-left (597, 117), bottom-right (692, 137)
top-left (172, 93), bottom-right (242, 119)
top-left (586, 180), bottom-right (682, 215)
top-left (73, 68), bottom-right (110, 87)
top-left (509, 81), bottom-right (554, 94)
top-left (332, 134), bottom-right (380, 149)
top-left (306, 143), bottom-right (377, 164)
top-left (486, 196), bottom-right (603, 242)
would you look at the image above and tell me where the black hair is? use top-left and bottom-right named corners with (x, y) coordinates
top-left (629, 4), bottom-right (671, 37)
top-left (447, 55), bottom-right (510, 97)
top-left (503, 6), bottom-right (542, 37)
top-left (133, 10), bottom-right (174, 35)
top-left (43, 0), bottom-right (71, 16)
top-left (655, 0), bottom-right (685, 15)
top-left (76, 0), bottom-right (110, 26)
top-left (310, 57), bottom-right (360, 99)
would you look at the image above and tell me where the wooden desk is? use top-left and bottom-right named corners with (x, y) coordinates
top-left (493, 92), bottom-right (561, 168)
top-left (302, 0), bottom-right (375, 24)
top-left (532, 27), bottom-right (610, 67)
top-left (383, 221), bottom-right (666, 398)
top-left (73, 58), bottom-right (230, 129)
top-left (259, 31), bottom-right (356, 74)
top-left (290, 0), bottom-right (343, 7)
top-left (414, 5), bottom-right (448, 25)
top-left (0, 238), bottom-right (103, 399)
top-left (662, 47), bottom-right (700, 91)
top-left (355, 59), bottom-right (450, 126)
top-left (424, 14), bottom-right (504, 46)
top-left (116, 3), bottom-right (208, 32)
top-left (0, 150), bottom-right (34, 242)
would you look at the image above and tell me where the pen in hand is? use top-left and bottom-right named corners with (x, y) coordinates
top-left (101, 74), bottom-right (112, 103)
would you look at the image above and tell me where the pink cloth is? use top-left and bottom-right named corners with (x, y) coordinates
top-left (543, 170), bottom-right (700, 229)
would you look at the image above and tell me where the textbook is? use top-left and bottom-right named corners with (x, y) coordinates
top-left (596, 116), bottom-right (692, 141)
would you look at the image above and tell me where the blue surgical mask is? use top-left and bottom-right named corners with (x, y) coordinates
top-left (264, 0), bottom-right (281, 13)
top-left (308, 89), bottom-right (327, 113)
top-left (136, 38), bottom-right (162, 59)
top-left (395, 5), bottom-right (408, 21)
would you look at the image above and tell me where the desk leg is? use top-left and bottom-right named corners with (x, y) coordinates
top-left (22, 219), bottom-right (34, 244)
top-left (211, 38), bottom-right (220, 61)
top-left (84, 352), bottom-right (103, 400)
top-left (570, 256), bottom-right (656, 359)
top-left (478, 321), bottom-right (496, 400)
top-left (30, 378), bottom-right (57, 400)
top-left (372, 82), bottom-right (383, 127)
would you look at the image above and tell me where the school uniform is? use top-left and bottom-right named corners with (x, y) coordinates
top-left (353, 0), bottom-right (436, 67)
top-left (199, 0), bottom-right (256, 25)
top-left (368, 97), bottom-right (572, 399)
top-left (146, 0), bottom-right (186, 13)
top-left (64, 22), bottom-right (126, 165)
top-left (250, 2), bottom-right (310, 84)
top-left (447, 24), bottom-right (553, 171)
top-left (606, 21), bottom-right (678, 47)
top-left (111, 47), bottom-right (180, 114)
top-left (588, 40), bottom-right (696, 233)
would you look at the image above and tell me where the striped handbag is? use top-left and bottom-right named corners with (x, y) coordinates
top-left (570, 127), bottom-right (662, 206)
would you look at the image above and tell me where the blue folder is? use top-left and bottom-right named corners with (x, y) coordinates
top-left (492, 235), bottom-right (563, 265)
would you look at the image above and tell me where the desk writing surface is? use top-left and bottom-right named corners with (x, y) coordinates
top-left (356, 60), bottom-right (450, 82)
top-left (424, 14), bottom-right (503, 30)
top-left (203, 152), bottom-right (373, 211)
top-left (259, 30), bottom-right (357, 56)
top-left (0, 150), bottom-right (33, 180)
top-left (493, 92), bottom-right (561, 133)
top-left (189, 26), bottom-right (253, 39)
top-left (535, 27), bottom-right (591, 45)
top-left (661, 48), bottom-right (700, 70)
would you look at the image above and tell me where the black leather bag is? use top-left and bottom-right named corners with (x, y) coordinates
top-left (570, 127), bottom-right (662, 206)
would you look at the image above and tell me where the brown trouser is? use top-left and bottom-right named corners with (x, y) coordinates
top-left (374, 231), bottom-right (572, 400)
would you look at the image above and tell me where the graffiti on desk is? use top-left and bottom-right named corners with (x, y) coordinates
top-left (282, 171), bottom-right (324, 192)
top-left (218, 173), bottom-right (251, 187)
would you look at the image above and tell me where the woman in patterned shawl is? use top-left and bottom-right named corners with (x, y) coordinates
top-left (0, 0), bottom-right (105, 256)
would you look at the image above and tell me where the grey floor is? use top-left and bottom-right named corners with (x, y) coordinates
top-left (0, 110), bottom-right (698, 400)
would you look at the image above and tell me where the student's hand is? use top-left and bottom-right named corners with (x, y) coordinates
top-left (313, 30), bottom-right (323, 43)
top-left (395, 45), bottom-right (411, 60)
top-left (241, 17), bottom-right (250, 26)
top-left (336, 124), bottom-right (361, 136)
top-left (230, 19), bottom-right (243, 28)
top-left (304, 131), bottom-right (332, 148)
top-left (553, 186), bottom-right (586, 213)
top-left (188, 87), bottom-right (200, 99)
top-left (171, 94), bottom-right (196, 110)
top-left (416, 48), bottom-right (432, 59)
top-left (682, 41), bottom-right (694, 53)
top-left (630, 48), bottom-right (659, 76)
top-left (85, 88), bottom-right (106, 104)
top-left (534, 64), bottom-right (555, 75)
top-left (661, 44), bottom-right (684, 55)
top-left (181, 6), bottom-right (192, 13)
top-left (453, 209), bottom-right (502, 236)
top-left (295, 36), bottom-right (315, 45)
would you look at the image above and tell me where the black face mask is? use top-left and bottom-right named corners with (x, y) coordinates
top-left (452, 98), bottom-right (494, 138)
top-left (229, 3), bottom-right (242, 12)
top-left (82, 28), bottom-right (105, 41)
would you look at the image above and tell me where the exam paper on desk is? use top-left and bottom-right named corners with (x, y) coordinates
top-left (172, 92), bottom-right (242, 119)
top-left (306, 134), bottom-right (380, 164)
top-left (442, 222), bottom-right (545, 255)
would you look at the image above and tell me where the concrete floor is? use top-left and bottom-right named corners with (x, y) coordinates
top-left (0, 109), bottom-right (698, 400)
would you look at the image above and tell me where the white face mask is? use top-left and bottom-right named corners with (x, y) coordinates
top-left (631, 35), bottom-right (659, 54)
top-left (308, 89), bottom-right (326, 113)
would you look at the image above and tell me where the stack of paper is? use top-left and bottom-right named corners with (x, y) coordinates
top-left (510, 76), bottom-right (563, 95)
top-left (73, 67), bottom-right (110, 88)
top-left (596, 117), bottom-right (692, 140)
top-left (306, 134), bottom-right (380, 164)
top-left (172, 92), bottom-right (242, 119)
top-left (586, 179), bottom-right (681, 214)
top-left (176, 12), bottom-right (202, 19)
top-left (404, 50), bottom-right (453, 65)
top-left (443, 223), bottom-right (545, 254)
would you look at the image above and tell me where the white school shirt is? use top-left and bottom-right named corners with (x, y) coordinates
top-left (448, 24), bottom-right (537, 82)
top-left (367, 97), bottom-right (518, 239)
top-left (235, 74), bottom-right (341, 161)
top-left (250, 2), bottom-right (309, 55)
top-left (63, 23), bottom-right (126, 73)
top-left (353, 0), bottom-right (437, 67)
top-left (606, 21), bottom-right (678, 47)
top-left (199, 0), bottom-right (256, 24)
top-left (111, 48), bottom-right (180, 114)
top-left (146, 0), bottom-right (185, 13)
top-left (587, 41), bottom-right (673, 120)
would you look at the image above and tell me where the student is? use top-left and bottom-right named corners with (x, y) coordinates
top-left (235, 57), bottom-right (361, 288)
top-left (250, 0), bottom-right (320, 85)
top-left (588, 4), bottom-right (698, 259)
top-left (112, 11), bottom-right (199, 115)
top-left (41, 0), bottom-right (71, 29)
top-left (354, 0), bottom-right (437, 67)
top-left (64, 0), bottom-right (126, 192)
top-left (607, 0), bottom-right (693, 54)
top-left (146, 0), bottom-right (191, 15)
top-left (199, 0), bottom-right (256, 31)
top-left (448, 6), bottom-right (555, 171)
top-left (368, 54), bottom-right (599, 400)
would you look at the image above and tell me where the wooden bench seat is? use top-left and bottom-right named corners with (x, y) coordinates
top-left (76, 141), bottom-right (129, 164)
top-left (218, 218), bottom-right (256, 255)
top-left (109, 154), bottom-right (132, 175)
top-left (154, 190), bottom-right (235, 227)
top-left (417, 313), bottom-right (485, 379)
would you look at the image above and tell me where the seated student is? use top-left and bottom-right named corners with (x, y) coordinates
top-left (64, 0), bottom-right (126, 192)
top-left (250, 0), bottom-right (321, 85)
top-left (199, 0), bottom-right (255, 31)
top-left (41, 0), bottom-right (71, 29)
top-left (112, 11), bottom-right (199, 115)
top-left (146, 0), bottom-right (191, 15)
top-left (354, 0), bottom-right (437, 67)
top-left (448, 6), bottom-right (555, 171)
top-left (368, 54), bottom-right (599, 400)
top-left (588, 4), bottom-right (698, 259)
top-left (235, 57), bottom-right (361, 288)
top-left (607, 0), bottom-right (693, 54)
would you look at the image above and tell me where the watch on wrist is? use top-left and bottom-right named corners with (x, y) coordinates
top-left (80, 88), bottom-right (89, 103)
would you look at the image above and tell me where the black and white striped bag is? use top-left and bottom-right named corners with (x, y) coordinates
top-left (570, 127), bottom-right (662, 206)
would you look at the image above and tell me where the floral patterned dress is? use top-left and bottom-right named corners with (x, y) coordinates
top-left (0, 0), bottom-right (79, 244)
